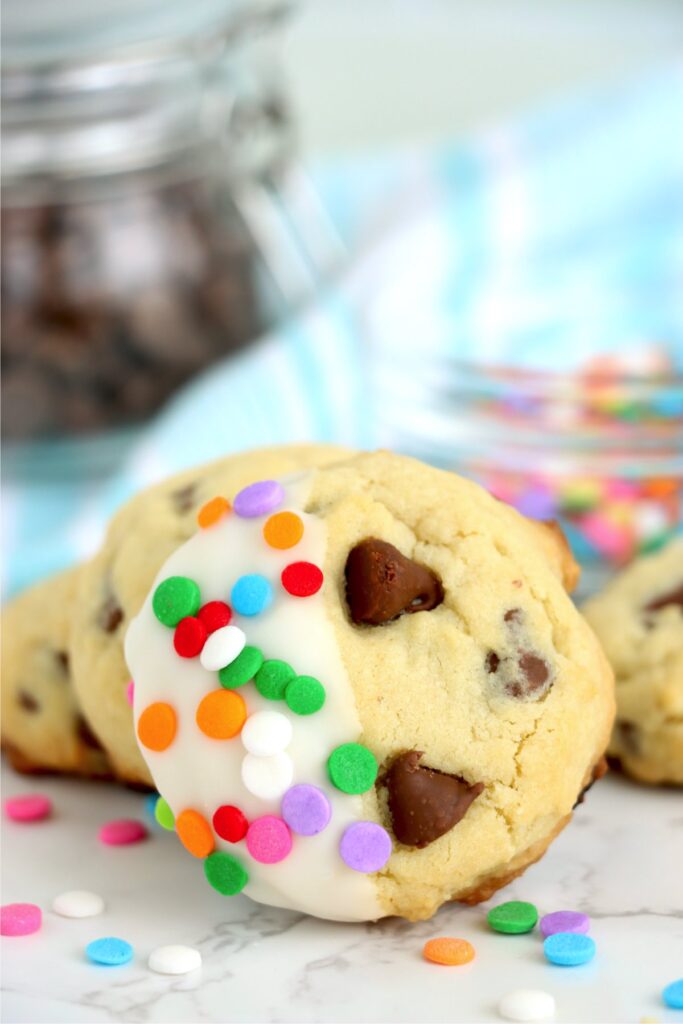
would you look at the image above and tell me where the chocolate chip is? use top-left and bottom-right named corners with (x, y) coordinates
top-left (517, 651), bottom-right (550, 692)
top-left (485, 651), bottom-right (500, 673)
top-left (98, 595), bottom-right (123, 633)
top-left (573, 756), bottom-right (608, 808)
top-left (345, 539), bottom-right (444, 626)
top-left (383, 750), bottom-right (484, 848)
top-left (54, 649), bottom-right (69, 674)
top-left (76, 715), bottom-right (104, 751)
top-left (493, 650), bottom-right (553, 700)
top-left (171, 482), bottom-right (198, 514)
top-left (644, 582), bottom-right (683, 613)
top-left (504, 608), bottom-right (523, 624)
top-left (616, 720), bottom-right (640, 755)
top-left (18, 690), bottom-right (40, 713)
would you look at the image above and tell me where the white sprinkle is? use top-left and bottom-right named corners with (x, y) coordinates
top-left (148, 944), bottom-right (201, 975)
top-left (241, 711), bottom-right (293, 757)
top-left (52, 890), bottom-right (104, 919)
top-left (498, 989), bottom-right (556, 1022)
top-left (241, 751), bottom-right (293, 799)
top-left (200, 625), bottom-right (246, 672)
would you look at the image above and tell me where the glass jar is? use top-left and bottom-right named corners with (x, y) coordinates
top-left (1, 0), bottom-right (338, 456)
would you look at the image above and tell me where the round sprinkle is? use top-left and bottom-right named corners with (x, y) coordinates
top-left (154, 796), bottom-right (175, 831)
top-left (241, 710), bottom-right (292, 756)
top-left (144, 792), bottom-right (159, 820)
top-left (263, 511), bottom-right (304, 549)
top-left (86, 937), bottom-right (133, 967)
top-left (4, 793), bottom-right (52, 823)
top-left (197, 496), bottom-right (231, 529)
top-left (99, 819), bottom-right (148, 846)
top-left (200, 624), bottom-right (246, 672)
top-left (246, 815), bottom-right (292, 864)
top-left (137, 702), bottom-right (176, 751)
top-left (423, 937), bottom-right (475, 966)
top-left (285, 675), bottom-right (325, 715)
top-left (152, 576), bottom-right (201, 627)
top-left (540, 910), bottom-right (590, 938)
top-left (281, 561), bottom-right (323, 598)
top-left (663, 979), bottom-right (683, 1010)
top-left (234, 479), bottom-right (284, 518)
top-left (196, 689), bottom-right (247, 740)
top-left (219, 645), bottom-right (263, 689)
top-left (281, 785), bottom-right (331, 836)
top-left (498, 989), bottom-right (556, 1022)
top-left (197, 600), bottom-right (232, 633)
top-left (126, 680), bottom-right (135, 706)
top-left (254, 659), bottom-right (295, 700)
top-left (1, 903), bottom-right (42, 936)
top-left (176, 809), bottom-right (215, 858)
top-left (52, 890), bottom-right (104, 919)
top-left (173, 616), bottom-right (208, 658)
top-left (148, 944), bottom-right (202, 976)
top-left (213, 805), bottom-right (248, 843)
top-left (543, 931), bottom-right (595, 966)
top-left (242, 751), bottom-right (293, 800)
top-left (339, 821), bottom-right (392, 872)
top-left (327, 743), bottom-right (378, 794)
top-left (231, 574), bottom-right (273, 617)
top-left (487, 900), bottom-right (538, 934)
top-left (204, 851), bottom-right (248, 895)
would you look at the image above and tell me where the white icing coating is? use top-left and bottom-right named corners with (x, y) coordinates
top-left (125, 472), bottom-right (383, 922)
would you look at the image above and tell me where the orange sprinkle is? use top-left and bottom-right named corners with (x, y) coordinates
top-left (176, 809), bottom-right (215, 858)
top-left (197, 496), bottom-right (231, 529)
top-left (423, 938), bottom-right (475, 966)
top-left (263, 510), bottom-right (304, 550)
top-left (196, 689), bottom-right (246, 739)
top-left (644, 477), bottom-right (678, 499)
top-left (137, 702), bottom-right (177, 752)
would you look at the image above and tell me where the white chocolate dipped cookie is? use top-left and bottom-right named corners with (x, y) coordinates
top-left (126, 451), bottom-right (614, 922)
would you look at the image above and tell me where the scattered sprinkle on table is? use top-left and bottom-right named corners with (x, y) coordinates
top-left (86, 937), bottom-right (133, 966)
top-left (1, 903), bottom-right (42, 936)
top-left (498, 988), bottom-right (556, 1022)
top-left (663, 978), bottom-right (683, 1010)
top-left (487, 900), bottom-right (538, 934)
top-left (540, 910), bottom-right (589, 937)
top-left (543, 931), bottom-right (595, 966)
top-left (4, 794), bottom-right (52, 823)
top-left (148, 944), bottom-right (202, 975)
top-left (52, 890), bottom-right (104, 918)
top-left (99, 819), bottom-right (148, 846)
top-left (423, 937), bottom-right (475, 966)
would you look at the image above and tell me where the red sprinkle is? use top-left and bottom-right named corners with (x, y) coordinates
top-left (173, 616), bottom-right (208, 658)
top-left (99, 819), bottom-right (148, 846)
top-left (197, 601), bottom-right (232, 634)
top-left (4, 794), bottom-right (52, 823)
top-left (213, 805), bottom-right (249, 843)
top-left (281, 561), bottom-right (324, 598)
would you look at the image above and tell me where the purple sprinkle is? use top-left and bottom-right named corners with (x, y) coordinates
top-left (540, 910), bottom-right (590, 938)
top-left (233, 480), bottom-right (284, 518)
top-left (514, 485), bottom-right (557, 521)
top-left (339, 822), bottom-right (392, 873)
top-left (281, 785), bottom-right (331, 836)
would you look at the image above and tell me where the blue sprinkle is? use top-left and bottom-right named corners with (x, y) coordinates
top-left (231, 574), bottom-right (273, 617)
top-left (144, 792), bottom-right (160, 823)
top-left (86, 937), bottom-right (134, 967)
top-left (543, 932), bottom-right (595, 967)
top-left (663, 979), bottom-right (683, 1010)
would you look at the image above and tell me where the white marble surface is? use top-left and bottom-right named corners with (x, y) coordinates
top-left (2, 762), bottom-right (682, 1024)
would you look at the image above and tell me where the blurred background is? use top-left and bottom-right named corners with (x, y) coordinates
top-left (2, 0), bottom-right (682, 596)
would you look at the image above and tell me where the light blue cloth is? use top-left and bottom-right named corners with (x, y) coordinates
top-left (3, 65), bottom-right (682, 596)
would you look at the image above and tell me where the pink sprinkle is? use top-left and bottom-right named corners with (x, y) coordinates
top-left (582, 513), bottom-right (631, 560)
top-left (246, 815), bottom-right (292, 864)
top-left (4, 794), bottom-right (52, 823)
top-left (1, 903), bottom-right (42, 936)
top-left (98, 819), bottom-right (148, 846)
top-left (126, 680), bottom-right (135, 707)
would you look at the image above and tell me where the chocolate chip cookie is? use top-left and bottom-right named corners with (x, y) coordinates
top-left (583, 537), bottom-right (683, 785)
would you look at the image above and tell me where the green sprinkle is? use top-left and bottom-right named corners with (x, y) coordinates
top-left (285, 675), bottom-right (326, 715)
top-left (154, 796), bottom-right (175, 831)
top-left (487, 900), bottom-right (538, 934)
top-left (327, 742), bottom-right (378, 794)
top-left (254, 659), bottom-right (295, 701)
top-left (152, 576), bottom-right (201, 627)
top-left (219, 646), bottom-right (264, 689)
top-left (204, 851), bottom-right (248, 896)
